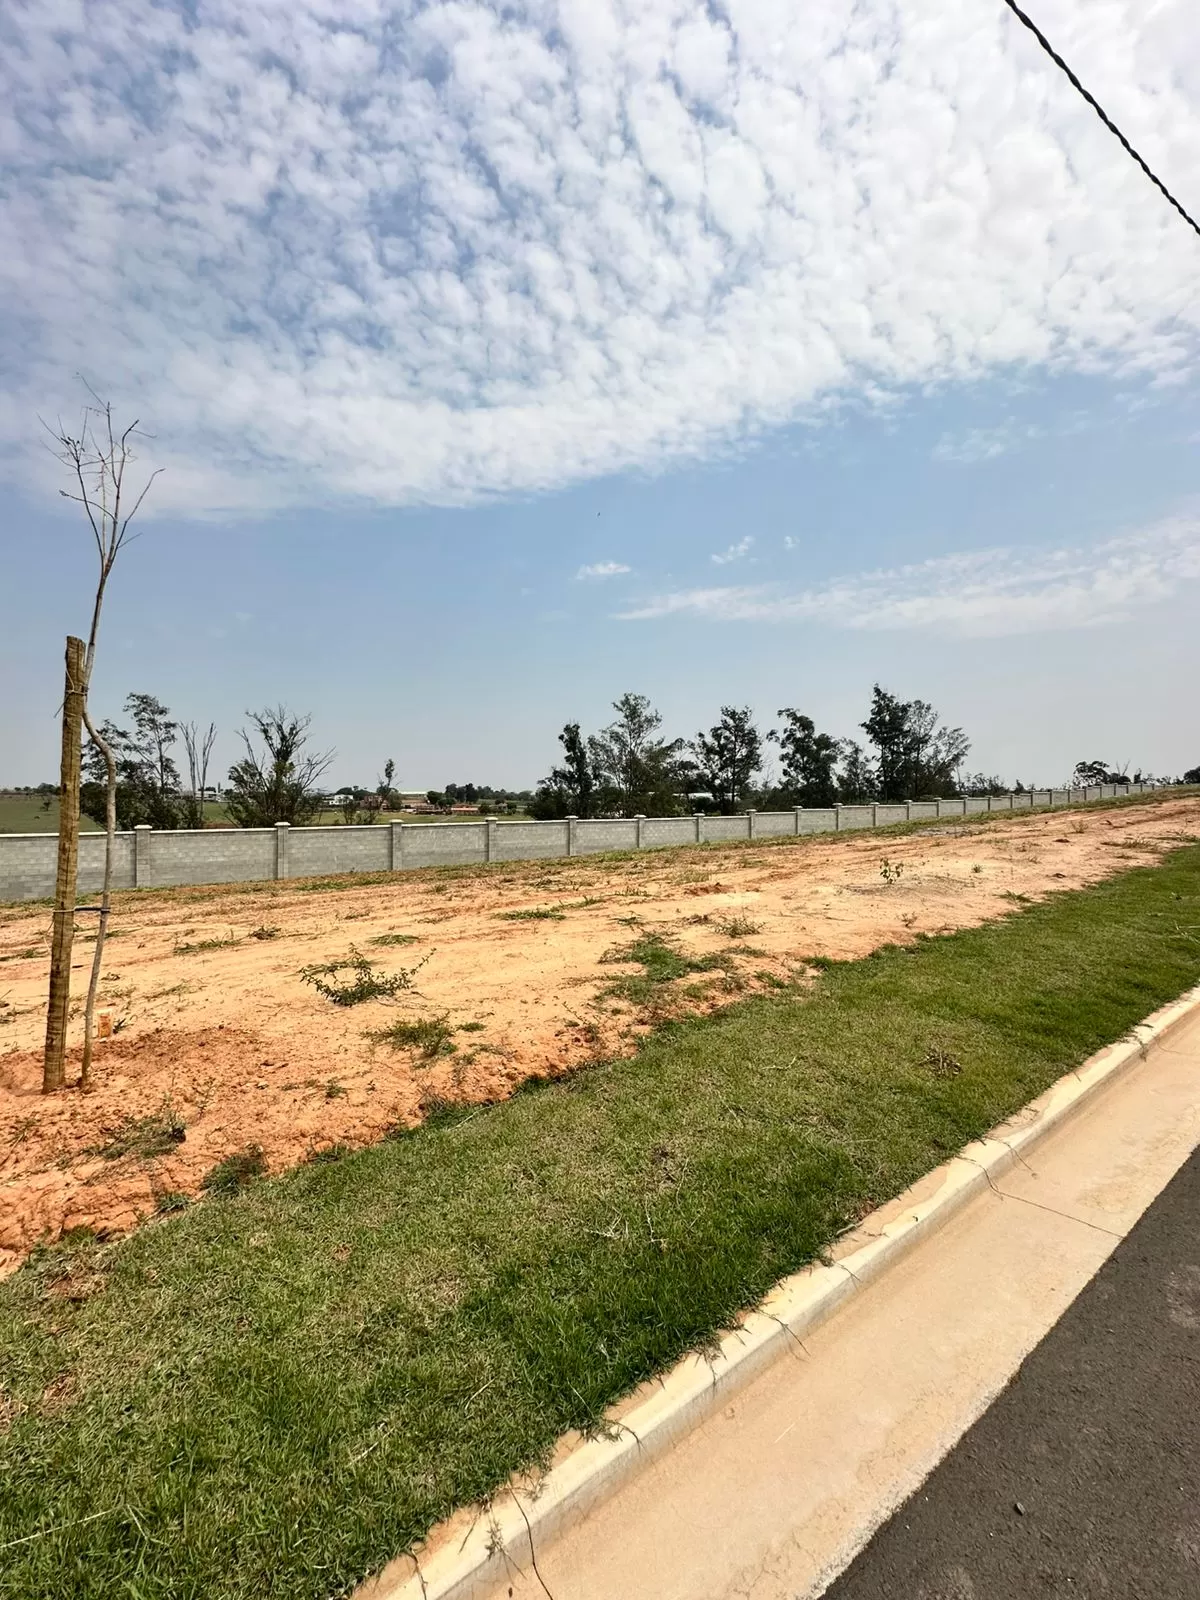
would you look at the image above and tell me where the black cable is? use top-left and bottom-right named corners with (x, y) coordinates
top-left (1000, 0), bottom-right (1200, 241)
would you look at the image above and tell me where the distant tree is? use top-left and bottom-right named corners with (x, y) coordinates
top-left (81, 692), bottom-right (183, 830)
top-left (1072, 760), bottom-right (1127, 786)
top-left (958, 771), bottom-right (1009, 797)
top-left (530, 722), bottom-right (598, 819)
top-left (181, 721), bottom-right (217, 828)
top-left (689, 706), bottom-right (764, 815)
top-left (225, 707), bottom-right (333, 827)
top-left (589, 693), bottom-right (686, 816)
top-left (773, 708), bottom-right (840, 807)
top-left (1184, 765), bottom-right (1200, 785)
top-left (836, 741), bottom-right (877, 803)
top-left (862, 686), bottom-right (969, 800)
top-left (426, 789), bottom-right (447, 810)
top-left (377, 758), bottom-right (397, 810)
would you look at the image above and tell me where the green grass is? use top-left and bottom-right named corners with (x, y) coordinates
top-left (369, 1016), bottom-right (457, 1058)
top-left (0, 846), bottom-right (1198, 1599)
top-left (494, 906), bottom-right (567, 922)
top-left (598, 931), bottom-right (729, 1006)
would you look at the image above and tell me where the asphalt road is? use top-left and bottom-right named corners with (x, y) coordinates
top-left (822, 1145), bottom-right (1200, 1600)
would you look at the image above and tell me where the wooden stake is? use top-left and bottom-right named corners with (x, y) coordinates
top-left (43, 636), bottom-right (85, 1093)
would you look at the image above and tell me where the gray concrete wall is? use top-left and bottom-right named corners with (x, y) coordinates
top-left (0, 783), bottom-right (1149, 904)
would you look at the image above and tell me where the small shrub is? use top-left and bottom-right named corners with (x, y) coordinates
top-left (201, 1145), bottom-right (267, 1196)
top-left (249, 925), bottom-right (281, 941)
top-left (495, 907), bottom-right (566, 922)
top-left (371, 1016), bottom-right (457, 1059)
top-left (300, 946), bottom-right (429, 1006)
top-left (713, 914), bottom-right (762, 938)
top-left (369, 932), bottom-right (419, 947)
top-left (324, 1079), bottom-right (348, 1100)
top-left (458, 1020), bottom-right (485, 1033)
top-left (879, 858), bottom-right (904, 886)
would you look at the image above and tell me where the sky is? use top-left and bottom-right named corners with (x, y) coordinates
top-left (1, 0), bottom-right (1197, 792)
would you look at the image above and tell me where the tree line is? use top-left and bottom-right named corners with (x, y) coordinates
top-left (528, 687), bottom-right (1163, 820)
top-left (68, 684), bottom-right (1189, 836)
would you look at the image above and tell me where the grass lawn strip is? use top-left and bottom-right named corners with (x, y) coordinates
top-left (0, 844), bottom-right (1198, 1599)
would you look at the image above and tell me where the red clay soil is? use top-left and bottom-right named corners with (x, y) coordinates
top-left (1, 795), bottom-right (1196, 1273)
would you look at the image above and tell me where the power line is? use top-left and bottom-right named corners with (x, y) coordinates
top-left (1000, 0), bottom-right (1200, 241)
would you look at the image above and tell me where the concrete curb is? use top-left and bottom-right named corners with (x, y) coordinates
top-left (369, 982), bottom-right (1200, 1600)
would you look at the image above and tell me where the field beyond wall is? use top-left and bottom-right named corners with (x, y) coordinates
top-left (1, 791), bottom-right (1198, 1271)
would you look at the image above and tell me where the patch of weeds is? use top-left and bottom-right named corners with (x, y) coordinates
top-left (371, 1016), bottom-right (457, 1059)
top-left (154, 1192), bottom-right (191, 1215)
top-left (713, 914), bottom-right (762, 938)
top-left (920, 1045), bottom-right (963, 1078)
top-left (494, 907), bottom-right (566, 922)
top-left (0, 946), bottom-right (44, 963)
top-left (369, 932), bottom-right (420, 947)
top-left (201, 1145), bottom-right (267, 1197)
top-left (879, 857), bottom-right (904, 886)
top-left (300, 946), bottom-right (430, 1006)
top-left (249, 924), bottom-right (281, 941)
top-left (324, 1079), bottom-right (349, 1100)
top-left (754, 970), bottom-right (790, 990)
top-left (458, 1020), bottom-right (485, 1033)
top-left (599, 934), bottom-right (725, 1007)
top-left (174, 934), bottom-right (240, 957)
top-left (87, 1103), bottom-right (186, 1161)
top-left (1002, 891), bottom-right (1032, 904)
top-left (971, 864), bottom-right (984, 876)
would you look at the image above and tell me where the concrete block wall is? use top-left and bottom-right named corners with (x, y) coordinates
top-left (0, 782), bottom-right (1149, 904)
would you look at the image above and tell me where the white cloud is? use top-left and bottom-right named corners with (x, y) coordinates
top-left (1, 1), bottom-right (1198, 514)
top-left (619, 514), bottom-right (1200, 637)
top-left (712, 536), bottom-right (754, 565)
top-left (576, 560), bottom-right (631, 579)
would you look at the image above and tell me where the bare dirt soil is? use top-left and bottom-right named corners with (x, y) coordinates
top-left (2, 796), bottom-right (1197, 1273)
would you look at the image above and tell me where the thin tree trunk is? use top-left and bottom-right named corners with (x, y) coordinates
top-left (43, 637), bottom-right (86, 1093)
top-left (79, 707), bottom-right (116, 1092)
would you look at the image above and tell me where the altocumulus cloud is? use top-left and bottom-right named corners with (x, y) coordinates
top-left (618, 515), bottom-right (1200, 638)
top-left (1, 0), bottom-right (1198, 515)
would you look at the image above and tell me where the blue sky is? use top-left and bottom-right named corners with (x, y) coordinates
top-left (1, 0), bottom-right (1198, 791)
